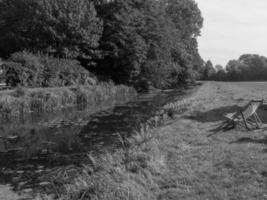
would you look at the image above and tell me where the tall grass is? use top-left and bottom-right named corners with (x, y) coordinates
top-left (163, 90), bottom-right (200, 118)
top-left (38, 94), bottom-right (195, 200)
top-left (40, 123), bottom-right (166, 200)
top-left (0, 83), bottom-right (136, 118)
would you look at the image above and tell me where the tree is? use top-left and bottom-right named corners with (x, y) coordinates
top-left (215, 64), bottom-right (224, 72)
top-left (210, 54), bottom-right (267, 81)
top-left (164, 0), bottom-right (204, 83)
top-left (165, 0), bottom-right (203, 40)
top-left (0, 0), bottom-right (204, 89)
top-left (91, 0), bottom-right (148, 85)
top-left (203, 60), bottom-right (215, 80)
top-left (0, 0), bottom-right (103, 64)
top-left (212, 65), bottom-right (226, 81)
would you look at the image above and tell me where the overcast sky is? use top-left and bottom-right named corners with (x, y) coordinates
top-left (196, 0), bottom-right (267, 66)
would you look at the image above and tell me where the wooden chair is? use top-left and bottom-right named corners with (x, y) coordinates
top-left (224, 99), bottom-right (264, 130)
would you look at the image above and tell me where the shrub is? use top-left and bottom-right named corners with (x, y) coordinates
top-left (40, 56), bottom-right (92, 86)
top-left (10, 51), bottom-right (45, 86)
top-left (3, 51), bottom-right (97, 87)
top-left (4, 62), bottom-right (24, 87)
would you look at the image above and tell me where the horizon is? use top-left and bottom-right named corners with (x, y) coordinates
top-left (196, 0), bottom-right (267, 67)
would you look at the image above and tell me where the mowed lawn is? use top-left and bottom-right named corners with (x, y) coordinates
top-left (155, 82), bottom-right (267, 200)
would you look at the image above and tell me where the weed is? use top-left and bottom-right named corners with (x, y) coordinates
top-left (0, 83), bottom-right (137, 119)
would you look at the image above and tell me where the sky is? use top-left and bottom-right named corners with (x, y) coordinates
top-left (196, 0), bottom-right (267, 66)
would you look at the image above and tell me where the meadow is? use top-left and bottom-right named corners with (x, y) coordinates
top-left (231, 82), bottom-right (267, 92)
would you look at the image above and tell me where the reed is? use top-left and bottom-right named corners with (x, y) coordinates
top-left (41, 123), bottom-right (166, 200)
top-left (0, 83), bottom-right (137, 119)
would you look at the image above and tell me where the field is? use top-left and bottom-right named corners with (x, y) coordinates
top-left (231, 82), bottom-right (267, 93)
top-left (2, 82), bottom-right (267, 200)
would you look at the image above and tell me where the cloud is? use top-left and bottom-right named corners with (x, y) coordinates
top-left (196, 0), bottom-right (267, 66)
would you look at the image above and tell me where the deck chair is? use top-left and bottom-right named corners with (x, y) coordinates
top-left (224, 99), bottom-right (263, 130)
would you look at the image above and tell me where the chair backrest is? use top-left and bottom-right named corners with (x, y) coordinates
top-left (242, 100), bottom-right (263, 119)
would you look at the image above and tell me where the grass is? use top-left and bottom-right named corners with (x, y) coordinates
top-left (43, 125), bottom-right (167, 200)
top-left (0, 82), bottom-right (137, 118)
top-left (42, 82), bottom-right (267, 200)
top-left (231, 82), bottom-right (267, 93)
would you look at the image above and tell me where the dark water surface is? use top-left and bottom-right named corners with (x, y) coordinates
top-left (0, 87), bottom-right (194, 195)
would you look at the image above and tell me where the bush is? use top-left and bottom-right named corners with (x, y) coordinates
top-left (4, 62), bottom-right (24, 87)
top-left (10, 51), bottom-right (44, 86)
top-left (3, 51), bottom-right (97, 87)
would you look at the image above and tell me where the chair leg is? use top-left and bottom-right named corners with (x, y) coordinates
top-left (253, 114), bottom-right (260, 128)
top-left (241, 113), bottom-right (250, 130)
top-left (254, 112), bottom-right (263, 127)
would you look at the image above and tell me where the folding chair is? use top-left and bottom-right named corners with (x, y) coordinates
top-left (224, 99), bottom-right (263, 130)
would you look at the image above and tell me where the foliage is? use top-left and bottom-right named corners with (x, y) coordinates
top-left (202, 60), bottom-right (216, 80)
top-left (0, 0), bottom-right (204, 90)
top-left (4, 62), bottom-right (25, 87)
top-left (209, 54), bottom-right (267, 81)
top-left (0, 0), bottom-right (103, 64)
top-left (3, 51), bottom-right (95, 87)
top-left (92, 0), bottom-right (204, 89)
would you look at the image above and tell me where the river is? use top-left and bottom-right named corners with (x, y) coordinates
top-left (0, 86), bottom-right (195, 196)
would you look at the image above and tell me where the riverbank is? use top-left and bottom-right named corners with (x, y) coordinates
top-left (2, 82), bottom-right (267, 199)
top-left (51, 82), bottom-right (267, 200)
top-left (0, 82), bottom-right (137, 119)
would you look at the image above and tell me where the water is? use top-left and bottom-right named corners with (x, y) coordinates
top-left (0, 88), bottom-right (194, 195)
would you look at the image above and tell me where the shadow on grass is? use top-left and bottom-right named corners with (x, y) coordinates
top-left (231, 137), bottom-right (267, 145)
top-left (231, 136), bottom-right (267, 154)
top-left (184, 105), bottom-right (243, 123)
top-left (185, 105), bottom-right (267, 136)
top-left (185, 105), bottom-right (267, 123)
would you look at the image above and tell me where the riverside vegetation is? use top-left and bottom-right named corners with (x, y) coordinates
top-left (27, 86), bottom-right (199, 200)
top-left (0, 0), bottom-right (205, 119)
top-left (0, 83), bottom-right (136, 119)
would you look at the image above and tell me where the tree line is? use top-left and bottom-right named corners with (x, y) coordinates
top-left (0, 0), bottom-right (204, 90)
top-left (202, 54), bottom-right (267, 81)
